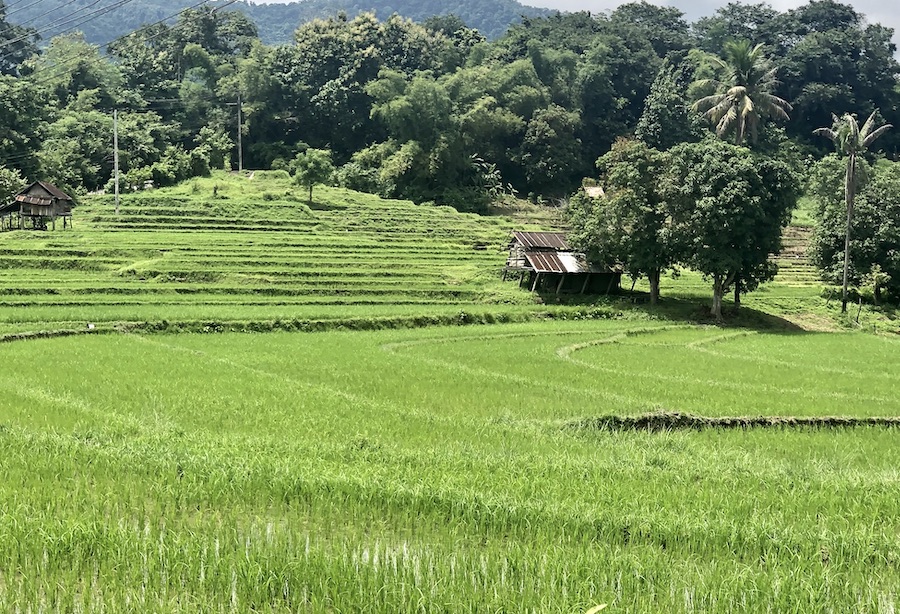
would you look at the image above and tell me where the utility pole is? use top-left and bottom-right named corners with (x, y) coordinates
top-left (113, 109), bottom-right (120, 215)
top-left (236, 93), bottom-right (243, 172)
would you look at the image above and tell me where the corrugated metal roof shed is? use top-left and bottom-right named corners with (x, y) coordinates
top-left (525, 251), bottom-right (604, 274)
top-left (512, 231), bottom-right (570, 250)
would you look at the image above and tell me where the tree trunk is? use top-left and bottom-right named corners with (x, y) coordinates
top-left (841, 154), bottom-right (856, 314)
top-left (308, 184), bottom-right (313, 204)
top-left (733, 272), bottom-right (741, 312)
top-left (711, 273), bottom-right (726, 322)
top-left (649, 268), bottom-right (661, 305)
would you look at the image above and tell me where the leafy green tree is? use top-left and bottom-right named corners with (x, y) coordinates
top-left (38, 107), bottom-right (113, 192)
top-left (115, 111), bottom-right (177, 174)
top-left (283, 13), bottom-right (457, 159)
top-left (810, 157), bottom-right (900, 303)
top-left (866, 265), bottom-right (891, 306)
top-left (779, 22), bottom-right (900, 152)
top-left (27, 33), bottom-right (124, 110)
top-left (518, 104), bottom-right (584, 196)
top-left (0, 165), bottom-right (25, 204)
top-left (0, 0), bottom-right (38, 76)
top-left (665, 139), bottom-right (799, 320)
top-left (568, 140), bottom-right (673, 304)
top-left (635, 60), bottom-right (703, 150)
top-left (610, 2), bottom-right (692, 57)
top-left (0, 75), bottom-right (48, 177)
top-left (193, 126), bottom-right (234, 172)
top-left (365, 66), bottom-right (527, 209)
top-left (693, 2), bottom-right (782, 54)
top-left (421, 14), bottom-right (485, 69)
top-left (175, 7), bottom-right (258, 58)
top-left (813, 110), bottom-right (892, 311)
top-left (496, 11), bottom-right (661, 164)
top-left (293, 148), bottom-right (334, 203)
top-left (369, 72), bottom-right (453, 148)
top-left (781, 0), bottom-right (862, 37)
top-left (576, 28), bottom-right (661, 156)
top-left (692, 40), bottom-right (792, 146)
top-left (107, 23), bottom-right (181, 102)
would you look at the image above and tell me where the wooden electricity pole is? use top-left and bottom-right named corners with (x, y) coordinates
top-left (113, 109), bottom-right (120, 215)
top-left (236, 94), bottom-right (243, 172)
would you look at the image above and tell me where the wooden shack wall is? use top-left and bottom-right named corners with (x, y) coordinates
top-left (19, 202), bottom-right (72, 217)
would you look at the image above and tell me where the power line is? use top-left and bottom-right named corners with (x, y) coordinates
top-left (2, 0), bottom-right (223, 73)
top-left (11, 0), bottom-right (105, 30)
top-left (0, 0), bottom-right (135, 53)
top-left (0, 150), bottom-right (41, 168)
top-left (3, 0), bottom-right (48, 21)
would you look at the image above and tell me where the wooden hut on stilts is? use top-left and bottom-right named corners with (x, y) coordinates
top-left (0, 182), bottom-right (75, 231)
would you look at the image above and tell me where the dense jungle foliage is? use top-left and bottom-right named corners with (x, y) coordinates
top-left (1, 0), bottom-right (900, 304)
top-left (2, 0), bottom-right (553, 46)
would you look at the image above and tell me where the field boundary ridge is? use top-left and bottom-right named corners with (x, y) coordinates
top-left (568, 411), bottom-right (900, 431)
top-left (0, 306), bottom-right (633, 343)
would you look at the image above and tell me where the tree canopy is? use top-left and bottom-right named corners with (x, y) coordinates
top-left (0, 0), bottom-right (896, 215)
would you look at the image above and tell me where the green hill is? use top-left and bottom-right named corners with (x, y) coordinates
top-left (8, 0), bottom-right (552, 46)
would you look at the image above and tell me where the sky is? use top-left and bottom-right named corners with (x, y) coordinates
top-left (522, 0), bottom-right (900, 44)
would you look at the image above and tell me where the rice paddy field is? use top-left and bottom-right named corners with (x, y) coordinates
top-left (0, 172), bottom-right (898, 612)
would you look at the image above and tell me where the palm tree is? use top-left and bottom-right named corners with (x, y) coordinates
top-left (813, 111), bottom-right (892, 313)
top-left (693, 40), bottom-right (792, 146)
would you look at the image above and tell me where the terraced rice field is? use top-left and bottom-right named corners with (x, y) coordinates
top-left (3, 173), bottom-right (898, 612)
top-left (0, 321), bottom-right (898, 612)
top-left (0, 172), bottom-right (554, 328)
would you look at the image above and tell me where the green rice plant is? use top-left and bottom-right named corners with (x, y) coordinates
top-left (0, 322), bottom-right (898, 611)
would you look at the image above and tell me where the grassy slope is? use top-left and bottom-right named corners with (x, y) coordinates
top-left (0, 172), bottom-right (544, 329)
top-left (0, 169), bottom-right (893, 333)
top-left (1, 175), bottom-right (899, 611)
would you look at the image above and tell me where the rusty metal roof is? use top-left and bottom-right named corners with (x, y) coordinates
top-left (512, 231), bottom-right (570, 250)
top-left (15, 194), bottom-right (53, 206)
top-left (16, 181), bottom-right (72, 202)
top-left (525, 251), bottom-right (608, 274)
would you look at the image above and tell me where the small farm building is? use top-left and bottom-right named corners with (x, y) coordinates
top-left (505, 231), bottom-right (621, 294)
top-left (0, 181), bottom-right (74, 230)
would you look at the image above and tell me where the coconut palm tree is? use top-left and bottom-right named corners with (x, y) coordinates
top-left (813, 111), bottom-right (892, 313)
top-left (693, 40), bottom-right (792, 146)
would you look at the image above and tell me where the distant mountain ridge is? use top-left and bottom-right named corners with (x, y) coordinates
top-left (7, 0), bottom-right (554, 45)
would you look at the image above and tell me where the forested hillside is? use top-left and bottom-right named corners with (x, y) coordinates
top-left (3, 0), bottom-right (551, 44)
top-left (4, 0), bottom-right (897, 203)
top-left (3, 0), bottom-right (899, 303)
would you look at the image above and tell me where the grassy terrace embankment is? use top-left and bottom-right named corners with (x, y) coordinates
top-left (0, 171), bottom-right (563, 329)
top-left (0, 169), bottom-right (877, 334)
